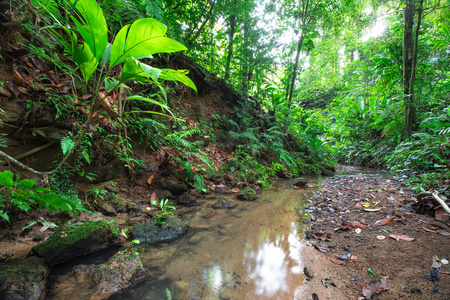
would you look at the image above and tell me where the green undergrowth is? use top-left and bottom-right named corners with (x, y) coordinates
top-left (0, 170), bottom-right (88, 222)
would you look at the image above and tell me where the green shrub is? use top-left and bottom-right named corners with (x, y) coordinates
top-left (0, 170), bottom-right (88, 222)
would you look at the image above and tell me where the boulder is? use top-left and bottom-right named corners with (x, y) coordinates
top-left (99, 202), bottom-right (117, 216)
top-left (0, 256), bottom-right (48, 300)
top-left (236, 188), bottom-right (258, 201)
top-left (51, 250), bottom-right (145, 300)
top-left (177, 193), bottom-right (198, 206)
top-left (161, 178), bottom-right (189, 195)
top-left (131, 215), bottom-right (189, 243)
top-left (31, 220), bottom-right (115, 266)
top-left (212, 198), bottom-right (237, 209)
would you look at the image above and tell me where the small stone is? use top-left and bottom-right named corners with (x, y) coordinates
top-left (171, 281), bottom-right (190, 300)
top-left (189, 235), bottom-right (202, 244)
top-left (178, 194), bottom-right (198, 206)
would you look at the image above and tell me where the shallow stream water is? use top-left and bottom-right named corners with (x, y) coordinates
top-left (109, 177), bottom-right (322, 300)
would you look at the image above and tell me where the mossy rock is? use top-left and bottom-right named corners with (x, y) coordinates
top-left (51, 250), bottom-right (145, 299)
top-left (0, 256), bottom-right (48, 300)
top-left (131, 215), bottom-right (189, 243)
top-left (237, 187), bottom-right (258, 201)
top-left (31, 220), bottom-right (115, 266)
top-left (204, 169), bottom-right (215, 180)
top-left (212, 198), bottom-right (237, 209)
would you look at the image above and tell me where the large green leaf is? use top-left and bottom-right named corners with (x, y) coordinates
top-left (69, 0), bottom-right (107, 62)
top-left (120, 57), bottom-right (161, 83)
top-left (110, 18), bottom-right (187, 68)
top-left (159, 69), bottom-right (197, 92)
top-left (65, 29), bottom-right (98, 82)
top-left (120, 58), bottom-right (196, 92)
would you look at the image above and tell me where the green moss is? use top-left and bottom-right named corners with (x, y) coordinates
top-left (34, 220), bottom-right (112, 252)
top-left (237, 187), bottom-right (258, 201)
top-left (32, 220), bottom-right (114, 265)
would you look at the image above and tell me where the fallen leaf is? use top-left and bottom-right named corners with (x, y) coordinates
top-left (422, 227), bottom-right (437, 233)
top-left (314, 245), bottom-right (330, 253)
top-left (376, 235), bottom-right (386, 240)
top-left (437, 229), bottom-right (450, 236)
top-left (147, 175), bottom-right (154, 185)
top-left (150, 192), bottom-right (158, 203)
top-left (202, 213), bottom-right (216, 219)
top-left (326, 256), bottom-right (346, 265)
top-left (347, 221), bottom-right (369, 229)
top-left (368, 268), bottom-right (376, 279)
top-left (362, 276), bottom-right (389, 299)
top-left (350, 255), bottom-right (358, 260)
top-left (363, 202), bottom-right (371, 208)
top-left (428, 223), bottom-right (447, 230)
top-left (313, 232), bottom-right (331, 241)
top-left (374, 217), bottom-right (395, 226)
top-left (364, 208), bottom-right (382, 212)
top-left (389, 234), bottom-right (415, 242)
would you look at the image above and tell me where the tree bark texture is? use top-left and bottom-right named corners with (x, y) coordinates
top-left (225, 14), bottom-right (236, 80)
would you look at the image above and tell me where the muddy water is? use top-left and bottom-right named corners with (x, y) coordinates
top-left (111, 178), bottom-right (321, 300)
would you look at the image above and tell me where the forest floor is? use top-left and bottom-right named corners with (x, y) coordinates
top-left (300, 166), bottom-right (450, 300)
top-left (1, 167), bottom-right (449, 300)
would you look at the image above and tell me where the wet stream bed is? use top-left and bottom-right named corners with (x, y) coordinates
top-left (109, 177), bottom-right (321, 300)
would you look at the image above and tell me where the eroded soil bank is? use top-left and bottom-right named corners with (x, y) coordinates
top-left (301, 166), bottom-right (450, 300)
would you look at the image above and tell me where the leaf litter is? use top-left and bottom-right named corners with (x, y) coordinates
top-left (304, 171), bottom-right (450, 299)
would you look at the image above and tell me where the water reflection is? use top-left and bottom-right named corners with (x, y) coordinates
top-left (202, 265), bottom-right (223, 294)
top-left (244, 221), bottom-right (304, 297)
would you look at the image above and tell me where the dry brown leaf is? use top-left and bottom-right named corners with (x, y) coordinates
top-left (362, 276), bottom-right (389, 299)
top-left (147, 175), bottom-right (154, 185)
top-left (428, 223), bottom-right (447, 230)
top-left (202, 213), bottom-right (216, 219)
top-left (422, 227), bottom-right (437, 233)
top-left (313, 232), bottom-right (331, 241)
top-left (326, 256), bottom-right (346, 265)
top-left (347, 221), bottom-right (369, 229)
top-left (389, 234), bottom-right (415, 242)
top-left (374, 216), bottom-right (395, 226)
top-left (150, 192), bottom-right (158, 203)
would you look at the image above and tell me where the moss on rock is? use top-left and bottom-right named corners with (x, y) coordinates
top-left (0, 256), bottom-right (48, 300)
top-left (237, 187), bottom-right (258, 201)
top-left (31, 220), bottom-right (114, 266)
top-left (131, 215), bottom-right (189, 243)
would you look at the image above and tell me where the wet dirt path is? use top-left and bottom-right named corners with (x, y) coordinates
top-left (300, 167), bottom-right (450, 300)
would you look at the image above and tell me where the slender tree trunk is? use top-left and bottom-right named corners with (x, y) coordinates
top-left (288, 33), bottom-right (305, 109)
top-left (403, 0), bottom-right (415, 137)
top-left (225, 14), bottom-right (236, 80)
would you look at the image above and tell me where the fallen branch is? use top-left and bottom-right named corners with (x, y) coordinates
top-left (417, 192), bottom-right (450, 215)
top-left (13, 142), bottom-right (54, 160)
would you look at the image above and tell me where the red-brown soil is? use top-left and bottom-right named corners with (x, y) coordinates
top-left (301, 168), bottom-right (450, 300)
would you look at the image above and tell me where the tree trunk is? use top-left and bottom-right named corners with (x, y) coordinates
top-left (403, 0), bottom-right (416, 137)
top-left (288, 33), bottom-right (305, 109)
top-left (224, 14), bottom-right (236, 80)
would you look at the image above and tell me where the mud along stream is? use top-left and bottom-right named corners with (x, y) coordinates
top-left (45, 176), bottom-right (320, 300)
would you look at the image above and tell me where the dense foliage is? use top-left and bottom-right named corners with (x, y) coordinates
top-left (0, 0), bottom-right (448, 220)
